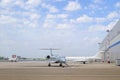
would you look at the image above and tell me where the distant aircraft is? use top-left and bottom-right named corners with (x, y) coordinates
top-left (41, 48), bottom-right (68, 67)
top-left (66, 51), bottom-right (104, 64)
top-left (8, 55), bottom-right (18, 62)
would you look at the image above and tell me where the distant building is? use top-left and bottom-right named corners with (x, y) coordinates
top-left (99, 20), bottom-right (120, 63)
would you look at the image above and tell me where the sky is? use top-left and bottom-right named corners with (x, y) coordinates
top-left (0, 0), bottom-right (120, 58)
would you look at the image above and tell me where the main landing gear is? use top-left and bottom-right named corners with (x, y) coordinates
top-left (48, 63), bottom-right (51, 67)
top-left (59, 63), bottom-right (63, 67)
top-left (48, 63), bottom-right (64, 67)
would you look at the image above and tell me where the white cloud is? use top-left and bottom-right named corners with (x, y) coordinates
top-left (57, 14), bottom-right (68, 18)
top-left (91, 37), bottom-right (101, 43)
top-left (26, 0), bottom-right (41, 6)
top-left (29, 13), bottom-right (41, 20)
top-left (86, 0), bottom-right (105, 11)
top-left (83, 37), bottom-right (101, 43)
top-left (46, 14), bottom-right (68, 19)
top-left (12, 10), bottom-right (41, 28)
top-left (14, 0), bottom-right (24, 7)
top-left (41, 3), bottom-right (59, 13)
top-left (88, 25), bottom-right (106, 32)
top-left (56, 23), bottom-right (72, 29)
top-left (0, 0), bottom-right (17, 9)
top-left (76, 15), bottom-right (93, 23)
top-left (0, 39), bottom-right (16, 45)
top-left (49, 6), bottom-right (59, 13)
top-left (43, 13), bottom-right (69, 28)
top-left (55, 0), bottom-right (65, 2)
top-left (107, 11), bottom-right (119, 19)
top-left (21, 12), bottom-right (41, 28)
top-left (68, 15), bottom-right (94, 24)
top-left (0, 0), bottom-right (42, 11)
top-left (74, 11), bottom-right (119, 25)
top-left (93, 0), bottom-right (103, 4)
top-left (88, 4), bottom-right (97, 10)
top-left (28, 22), bottom-right (38, 28)
top-left (43, 18), bottom-right (56, 28)
top-left (22, 17), bottom-right (39, 28)
top-left (0, 0), bottom-right (12, 6)
top-left (0, 15), bottom-right (17, 25)
top-left (64, 1), bottom-right (81, 11)
top-left (15, 0), bottom-right (41, 10)
top-left (115, 2), bottom-right (120, 8)
top-left (88, 19), bottom-right (118, 32)
top-left (95, 18), bottom-right (106, 23)
top-left (0, 11), bottom-right (40, 28)
top-left (46, 14), bottom-right (56, 19)
top-left (87, 4), bottom-right (105, 11)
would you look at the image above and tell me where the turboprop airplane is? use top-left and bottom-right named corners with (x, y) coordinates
top-left (66, 51), bottom-right (104, 64)
top-left (40, 48), bottom-right (68, 67)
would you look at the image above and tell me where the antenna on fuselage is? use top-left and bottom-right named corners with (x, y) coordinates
top-left (40, 48), bottom-right (60, 56)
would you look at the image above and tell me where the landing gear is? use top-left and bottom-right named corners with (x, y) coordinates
top-left (83, 61), bottom-right (86, 64)
top-left (48, 63), bottom-right (51, 67)
top-left (59, 63), bottom-right (63, 67)
top-left (48, 63), bottom-right (66, 67)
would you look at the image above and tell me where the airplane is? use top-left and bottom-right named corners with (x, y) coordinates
top-left (8, 55), bottom-right (18, 62)
top-left (66, 51), bottom-right (104, 64)
top-left (41, 48), bottom-right (104, 66)
top-left (40, 48), bottom-right (68, 67)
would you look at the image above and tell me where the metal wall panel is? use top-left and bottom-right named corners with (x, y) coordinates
top-left (100, 20), bottom-right (120, 62)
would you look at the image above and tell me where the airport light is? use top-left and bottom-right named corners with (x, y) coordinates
top-left (106, 29), bottom-right (111, 63)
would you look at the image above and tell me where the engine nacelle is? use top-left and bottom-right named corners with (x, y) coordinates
top-left (46, 55), bottom-right (50, 59)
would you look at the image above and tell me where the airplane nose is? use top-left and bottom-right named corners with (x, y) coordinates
top-left (60, 57), bottom-right (66, 63)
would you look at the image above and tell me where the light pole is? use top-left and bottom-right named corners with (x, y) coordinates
top-left (106, 30), bottom-right (110, 63)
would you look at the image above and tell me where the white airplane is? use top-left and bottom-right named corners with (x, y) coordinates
top-left (41, 48), bottom-right (68, 67)
top-left (41, 48), bottom-right (104, 67)
top-left (8, 55), bottom-right (18, 62)
top-left (9, 58), bottom-right (17, 62)
top-left (66, 51), bottom-right (104, 64)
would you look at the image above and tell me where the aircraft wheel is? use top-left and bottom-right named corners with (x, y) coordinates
top-left (83, 62), bottom-right (86, 64)
top-left (48, 63), bottom-right (51, 67)
top-left (59, 63), bottom-right (62, 67)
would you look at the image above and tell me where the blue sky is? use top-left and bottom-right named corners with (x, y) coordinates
top-left (0, 0), bottom-right (120, 58)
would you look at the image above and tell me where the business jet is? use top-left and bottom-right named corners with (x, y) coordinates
top-left (66, 51), bottom-right (104, 64)
top-left (41, 48), bottom-right (68, 67)
top-left (41, 48), bottom-right (104, 67)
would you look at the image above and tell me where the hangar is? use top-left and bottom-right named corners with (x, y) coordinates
top-left (99, 20), bottom-right (120, 63)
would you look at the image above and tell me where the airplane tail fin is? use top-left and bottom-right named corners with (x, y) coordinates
top-left (93, 51), bottom-right (104, 59)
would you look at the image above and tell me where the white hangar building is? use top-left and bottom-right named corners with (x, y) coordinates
top-left (99, 20), bottom-right (120, 63)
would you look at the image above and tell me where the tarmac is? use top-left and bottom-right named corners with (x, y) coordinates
top-left (0, 61), bottom-right (120, 80)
